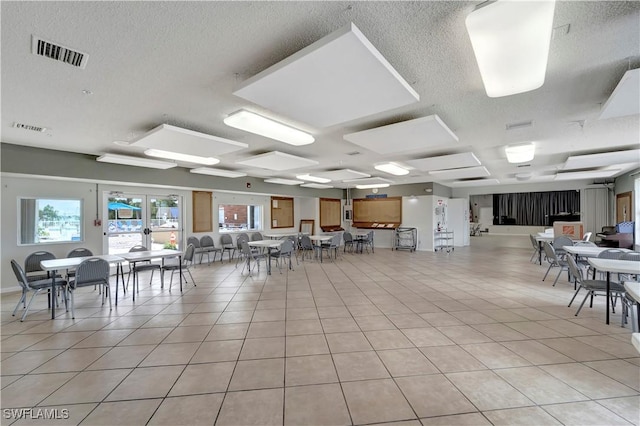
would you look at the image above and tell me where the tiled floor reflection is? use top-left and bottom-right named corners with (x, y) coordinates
top-left (1, 235), bottom-right (638, 425)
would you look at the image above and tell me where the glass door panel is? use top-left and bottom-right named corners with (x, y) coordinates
top-left (149, 196), bottom-right (182, 250)
top-left (105, 194), bottom-right (146, 255)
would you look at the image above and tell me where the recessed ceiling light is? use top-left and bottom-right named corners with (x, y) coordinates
top-left (236, 151), bottom-right (319, 171)
top-left (96, 154), bottom-right (176, 169)
top-left (190, 168), bottom-right (247, 178)
top-left (144, 149), bottom-right (219, 165)
top-left (300, 183), bottom-right (334, 189)
top-left (505, 143), bottom-right (535, 163)
top-left (81, 89), bottom-right (93, 95)
top-left (466, 0), bottom-right (556, 97)
top-left (355, 183), bottom-right (390, 189)
top-left (264, 178), bottom-right (305, 185)
top-left (224, 110), bottom-right (314, 146)
top-left (296, 174), bottom-right (331, 183)
top-left (113, 140), bottom-right (130, 146)
top-left (374, 163), bottom-right (409, 176)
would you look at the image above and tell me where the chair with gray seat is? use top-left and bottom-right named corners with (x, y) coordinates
top-left (68, 258), bottom-right (111, 319)
top-left (343, 232), bottom-right (354, 253)
top-left (552, 235), bottom-right (574, 259)
top-left (220, 234), bottom-right (236, 262)
top-left (271, 239), bottom-right (294, 273)
top-left (529, 234), bottom-right (541, 263)
top-left (24, 251), bottom-right (57, 282)
top-left (321, 234), bottom-right (341, 262)
top-left (240, 240), bottom-right (266, 275)
top-left (162, 243), bottom-right (196, 291)
top-left (619, 252), bottom-right (640, 330)
top-left (199, 235), bottom-right (222, 264)
top-left (187, 236), bottom-right (205, 264)
top-left (251, 232), bottom-right (263, 241)
top-left (542, 241), bottom-right (569, 286)
top-left (127, 245), bottom-right (163, 293)
top-left (11, 259), bottom-right (67, 321)
top-left (566, 255), bottom-right (624, 317)
top-left (299, 235), bottom-right (315, 261)
top-left (235, 233), bottom-right (252, 267)
top-left (65, 248), bottom-right (93, 280)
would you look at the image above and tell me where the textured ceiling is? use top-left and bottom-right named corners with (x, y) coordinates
top-left (1, 1), bottom-right (639, 188)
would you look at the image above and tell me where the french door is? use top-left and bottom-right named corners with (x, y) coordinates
top-left (104, 193), bottom-right (183, 255)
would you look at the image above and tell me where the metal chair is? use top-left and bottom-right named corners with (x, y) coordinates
top-left (361, 231), bottom-right (375, 253)
top-left (220, 234), bottom-right (235, 262)
top-left (127, 245), bottom-right (162, 293)
top-left (235, 234), bottom-right (251, 267)
top-left (343, 232), bottom-right (354, 253)
top-left (321, 234), bottom-right (341, 262)
top-left (619, 252), bottom-right (640, 330)
top-left (542, 242), bottom-right (569, 286)
top-left (68, 258), bottom-right (111, 319)
top-left (566, 255), bottom-right (624, 317)
top-left (24, 251), bottom-right (56, 282)
top-left (240, 240), bottom-right (266, 275)
top-left (187, 236), bottom-right (205, 263)
top-left (271, 239), bottom-right (294, 273)
top-left (529, 234), bottom-right (541, 263)
top-left (199, 235), bottom-right (222, 264)
top-left (552, 235), bottom-right (574, 259)
top-left (299, 235), bottom-right (315, 261)
top-left (162, 243), bottom-right (196, 291)
top-left (582, 232), bottom-right (593, 242)
top-left (251, 232), bottom-right (263, 241)
top-left (11, 260), bottom-right (67, 321)
top-left (65, 248), bottom-right (93, 279)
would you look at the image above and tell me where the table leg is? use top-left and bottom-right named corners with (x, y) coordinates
top-left (179, 256), bottom-right (183, 292)
top-left (115, 263), bottom-right (119, 306)
top-left (538, 241), bottom-right (543, 265)
top-left (50, 271), bottom-right (57, 319)
top-left (606, 270), bottom-right (610, 325)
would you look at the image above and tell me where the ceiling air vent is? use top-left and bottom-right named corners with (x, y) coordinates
top-left (346, 151), bottom-right (361, 156)
top-left (13, 122), bottom-right (47, 133)
top-left (31, 35), bottom-right (88, 69)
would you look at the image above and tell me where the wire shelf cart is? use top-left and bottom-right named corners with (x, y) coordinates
top-left (393, 227), bottom-right (417, 251)
top-left (434, 229), bottom-right (454, 253)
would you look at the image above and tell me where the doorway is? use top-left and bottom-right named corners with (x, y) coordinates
top-left (616, 191), bottom-right (632, 223)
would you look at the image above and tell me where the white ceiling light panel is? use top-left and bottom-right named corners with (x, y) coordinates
top-left (190, 168), bottom-right (247, 178)
top-left (96, 154), bottom-right (176, 169)
top-left (300, 183), bottom-right (334, 189)
top-left (130, 124), bottom-right (247, 157)
top-left (144, 149), bottom-right (219, 165)
top-left (315, 169), bottom-right (370, 180)
top-left (466, 0), bottom-right (556, 97)
top-left (505, 142), bottom-right (535, 164)
top-left (374, 162), bottom-right (409, 176)
top-left (236, 151), bottom-right (319, 171)
top-left (343, 177), bottom-right (393, 185)
top-left (343, 115), bottom-right (458, 155)
top-left (599, 68), bottom-right (640, 120)
top-left (554, 169), bottom-right (621, 181)
top-left (406, 152), bottom-right (481, 171)
top-left (233, 23), bottom-right (419, 128)
top-left (356, 183), bottom-right (390, 189)
top-left (450, 178), bottom-right (500, 187)
top-left (296, 174), bottom-right (331, 183)
top-left (429, 166), bottom-right (490, 180)
top-left (563, 149), bottom-right (640, 170)
top-left (264, 178), bottom-right (304, 185)
top-left (223, 110), bottom-right (314, 145)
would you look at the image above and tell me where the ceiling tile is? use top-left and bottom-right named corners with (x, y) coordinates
top-left (450, 178), bottom-right (499, 187)
top-left (406, 152), bottom-right (481, 171)
top-left (342, 176), bottom-right (393, 185)
top-left (599, 68), bottom-right (640, 120)
top-left (264, 178), bottom-right (304, 185)
top-left (343, 114), bottom-right (458, 155)
top-left (315, 169), bottom-right (371, 180)
top-left (429, 166), bottom-right (490, 180)
top-left (554, 169), bottom-right (621, 180)
top-left (236, 151), bottom-right (319, 171)
top-left (300, 183), bottom-right (333, 189)
top-left (563, 149), bottom-right (640, 170)
top-left (130, 124), bottom-right (247, 157)
top-left (233, 22), bottom-right (419, 128)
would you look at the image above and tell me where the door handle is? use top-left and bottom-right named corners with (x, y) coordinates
top-left (143, 228), bottom-right (152, 235)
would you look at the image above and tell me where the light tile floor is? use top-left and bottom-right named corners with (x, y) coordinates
top-left (1, 236), bottom-right (639, 425)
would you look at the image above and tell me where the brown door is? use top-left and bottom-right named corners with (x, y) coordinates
top-left (616, 192), bottom-right (632, 223)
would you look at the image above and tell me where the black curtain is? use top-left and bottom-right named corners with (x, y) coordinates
top-left (493, 190), bottom-right (580, 226)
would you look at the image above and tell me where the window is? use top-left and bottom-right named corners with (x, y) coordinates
top-left (218, 204), bottom-right (262, 232)
top-left (19, 198), bottom-right (83, 245)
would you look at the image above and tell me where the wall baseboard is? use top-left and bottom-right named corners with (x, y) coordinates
top-left (1, 286), bottom-right (21, 295)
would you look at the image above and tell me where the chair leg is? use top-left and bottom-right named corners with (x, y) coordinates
top-left (106, 284), bottom-right (112, 311)
top-left (568, 285), bottom-right (583, 307)
top-left (542, 264), bottom-right (553, 281)
top-left (575, 291), bottom-right (592, 316)
top-left (20, 289), bottom-right (42, 321)
top-left (187, 269), bottom-right (196, 286)
top-left (70, 289), bottom-right (76, 319)
top-left (552, 268), bottom-right (563, 286)
top-left (12, 291), bottom-right (27, 316)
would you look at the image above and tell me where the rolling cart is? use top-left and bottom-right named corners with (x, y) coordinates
top-left (434, 229), bottom-right (454, 253)
top-left (393, 227), bottom-right (417, 251)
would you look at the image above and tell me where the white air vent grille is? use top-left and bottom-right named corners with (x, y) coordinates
top-left (13, 122), bottom-right (46, 132)
top-left (31, 36), bottom-right (88, 69)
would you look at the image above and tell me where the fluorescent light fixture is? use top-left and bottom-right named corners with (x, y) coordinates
top-left (355, 183), bottom-right (390, 189)
top-left (296, 174), bottom-right (331, 183)
top-left (344, 114), bottom-right (458, 155)
top-left (144, 149), bottom-right (219, 165)
top-left (554, 169), bottom-right (621, 181)
top-left (264, 178), bottom-right (304, 185)
top-left (429, 166), bottom-right (490, 180)
top-left (374, 163), bottom-right (409, 176)
top-left (96, 153), bottom-right (176, 169)
top-left (505, 143), bottom-right (535, 163)
top-left (301, 183), bottom-right (334, 189)
top-left (315, 169), bottom-right (370, 180)
top-left (224, 110), bottom-right (314, 146)
top-left (407, 152), bottom-right (481, 172)
top-left (563, 149), bottom-right (640, 170)
top-left (450, 179), bottom-right (500, 187)
top-left (343, 177), bottom-right (393, 185)
top-left (190, 168), bottom-right (247, 178)
top-left (129, 124), bottom-right (246, 156)
top-left (236, 151), bottom-right (319, 171)
top-left (599, 68), bottom-right (640, 120)
top-left (233, 23), bottom-right (419, 128)
top-left (466, 0), bottom-right (556, 97)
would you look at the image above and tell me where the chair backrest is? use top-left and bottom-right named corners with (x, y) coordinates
top-left (187, 236), bottom-right (200, 248)
top-left (280, 239), bottom-right (294, 255)
top-left (200, 235), bottom-right (214, 248)
top-left (343, 232), bottom-right (353, 243)
top-left (300, 235), bottom-right (313, 250)
top-left (74, 258), bottom-right (110, 288)
top-left (236, 234), bottom-right (249, 249)
top-left (542, 241), bottom-right (557, 263)
top-left (24, 251), bottom-right (55, 273)
top-left (566, 255), bottom-right (582, 283)
top-left (220, 234), bottom-right (233, 247)
top-left (237, 233), bottom-right (249, 242)
top-left (582, 232), bottom-right (592, 241)
top-left (251, 232), bottom-right (263, 241)
top-left (331, 234), bottom-right (341, 247)
top-left (129, 245), bottom-right (148, 253)
top-left (67, 248), bottom-right (93, 258)
top-left (184, 243), bottom-right (196, 262)
top-left (240, 240), bottom-right (253, 256)
top-left (574, 241), bottom-right (597, 247)
top-left (620, 252), bottom-right (640, 261)
top-left (553, 236), bottom-right (574, 250)
top-left (598, 249), bottom-right (626, 259)
top-left (529, 234), bottom-right (538, 249)
top-left (11, 259), bottom-right (30, 291)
